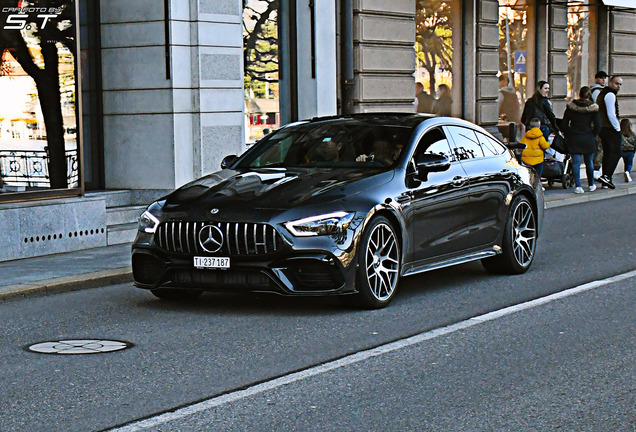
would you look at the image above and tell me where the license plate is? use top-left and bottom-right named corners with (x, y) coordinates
top-left (194, 256), bottom-right (230, 269)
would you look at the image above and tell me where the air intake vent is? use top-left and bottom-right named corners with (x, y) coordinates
top-left (155, 221), bottom-right (281, 255)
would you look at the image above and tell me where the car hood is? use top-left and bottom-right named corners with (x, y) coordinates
top-left (161, 167), bottom-right (393, 212)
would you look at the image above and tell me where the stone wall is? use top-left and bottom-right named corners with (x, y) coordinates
top-left (0, 198), bottom-right (107, 262)
top-left (100, 0), bottom-right (176, 189)
top-left (100, 0), bottom-right (245, 189)
top-left (474, 0), bottom-right (500, 126)
top-left (547, 5), bottom-right (569, 117)
top-left (352, 0), bottom-right (416, 112)
top-left (610, 9), bottom-right (636, 120)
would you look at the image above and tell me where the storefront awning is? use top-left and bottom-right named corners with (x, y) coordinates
top-left (601, 0), bottom-right (636, 9)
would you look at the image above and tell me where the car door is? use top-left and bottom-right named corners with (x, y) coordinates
top-left (445, 126), bottom-right (514, 249)
top-left (402, 127), bottom-right (471, 264)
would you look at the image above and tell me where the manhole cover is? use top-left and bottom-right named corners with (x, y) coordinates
top-left (27, 339), bottom-right (133, 355)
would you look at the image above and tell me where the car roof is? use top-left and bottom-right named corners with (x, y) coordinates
top-left (305, 113), bottom-right (433, 128)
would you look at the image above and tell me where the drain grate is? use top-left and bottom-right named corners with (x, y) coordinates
top-left (27, 339), bottom-right (133, 355)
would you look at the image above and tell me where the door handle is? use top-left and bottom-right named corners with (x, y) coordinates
top-left (451, 176), bottom-right (467, 187)
top-left (397, 191), bottom-right (414, 203)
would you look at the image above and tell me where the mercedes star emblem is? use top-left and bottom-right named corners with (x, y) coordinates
top-left (198, 225), bottom-right (224, 253)
top-left (210, 208), bottom-right (219, 214)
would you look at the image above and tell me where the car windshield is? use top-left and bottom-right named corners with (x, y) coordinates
top-left (237, 121), bottom-right (414, 169)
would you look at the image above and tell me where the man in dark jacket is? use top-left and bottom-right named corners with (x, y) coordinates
top-left (597, 75), bottom-right (623, 189)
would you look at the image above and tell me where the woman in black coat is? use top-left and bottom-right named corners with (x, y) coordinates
top-left (561, 86), bottom-right (601, 193)
top-left (521, 80), bottom-right (560, 140)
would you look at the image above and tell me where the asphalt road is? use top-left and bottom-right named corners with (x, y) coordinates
top-left (1, 195), bottom-right (635, 432)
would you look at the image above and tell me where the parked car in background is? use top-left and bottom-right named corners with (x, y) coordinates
top-left (132, 113), bottom-right (544, 309)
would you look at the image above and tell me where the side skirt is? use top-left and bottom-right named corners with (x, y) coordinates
top-left (402, 247), bottom-right (501, 278)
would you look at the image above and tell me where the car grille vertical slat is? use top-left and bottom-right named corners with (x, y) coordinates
top-left (155, 221), bottom-right (280, 255)
top-left (234, 223), bottom-right (240, 255)
top-left (226, 223), bottom-right (232, 255)
top-left (244, 223), bottom-right (249, 254)
top-left (262, 225), bottom-right (267, 254)
top-left (185, 222), bottom-right (190, 253)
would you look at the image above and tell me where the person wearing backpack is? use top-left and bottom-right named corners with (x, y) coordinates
top-left (561, 86), bottom-right (601, 194)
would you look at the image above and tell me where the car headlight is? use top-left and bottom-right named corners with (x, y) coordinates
top-left (138, 210), bottom-right (160, 233)
top-left (284, 211), bottom-right (355, 237)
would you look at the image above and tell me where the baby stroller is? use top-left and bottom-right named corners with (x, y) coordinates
top-left (542, 151), bottom-right (574, 189)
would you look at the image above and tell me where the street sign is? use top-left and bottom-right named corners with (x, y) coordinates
top-left (514, 51), bottom-right (526, 74)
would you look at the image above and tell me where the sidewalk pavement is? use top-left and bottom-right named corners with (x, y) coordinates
top-left (2, 181), bottom-right (635, 303)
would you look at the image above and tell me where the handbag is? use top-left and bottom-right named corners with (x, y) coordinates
top-left (551, 133), bottom-right (567, 154)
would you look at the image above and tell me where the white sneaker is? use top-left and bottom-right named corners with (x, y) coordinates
top-left (574, 187), bottom-right (584, 194)
top-left (625, 172), bottom-right (632, 182)
top-left (593, 170), bottom-right (601, 180)
top-left (589, 184), bottom-right (597, 192)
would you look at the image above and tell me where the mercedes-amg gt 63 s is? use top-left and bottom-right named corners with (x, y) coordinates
top-left (132, 114), bottom-right (544, 309)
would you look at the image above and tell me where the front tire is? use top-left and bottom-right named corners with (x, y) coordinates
top-left (482, 195), bottom-right (537, 275)
top-left (349, 216), bottom-right (401, 309)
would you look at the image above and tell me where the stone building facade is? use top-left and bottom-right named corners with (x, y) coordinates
top-left (1, 0), bottom-right (635, 262)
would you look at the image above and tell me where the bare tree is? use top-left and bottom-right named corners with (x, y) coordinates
top-left (0, 0), bottom-right (75, 189)
top-left (243, 0), bottom-right (279, 94)
top-left (415, 0), bottom-right (453, 93)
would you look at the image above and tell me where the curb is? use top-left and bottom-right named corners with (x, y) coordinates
top-left (0, 267), bottom-right (133, 303)
top-left (544, 184), bottom-right (635, 209)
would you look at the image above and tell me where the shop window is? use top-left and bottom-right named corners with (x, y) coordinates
top-left (567, 2), bottom-right (597, 99)
top-left (415, 0), bottom-right (462, 117)
top-left (0, 1), bottom-right (79, 195)
top-left (243, 0), bottom-right (280, 142)
top-left (498, 0), bottom-right (536, 125)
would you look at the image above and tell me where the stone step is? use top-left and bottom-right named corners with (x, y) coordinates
top-left (85, 190), bottom-right (134, 208)
top-left (107, 223), bottom-right (138, 246)
top-left (106, 205), bottom-right (146, 226)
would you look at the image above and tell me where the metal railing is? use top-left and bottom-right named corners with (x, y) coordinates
top-left (0, 149), bottom-right (79, 188)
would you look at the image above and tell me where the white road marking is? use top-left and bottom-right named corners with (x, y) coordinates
top-left (109, 269), bottom-right (636, 431)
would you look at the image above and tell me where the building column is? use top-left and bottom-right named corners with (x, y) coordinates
top-left (352, 0), bottom-right (416, 113)
top-left (473, 0), bottom-right (500, 126)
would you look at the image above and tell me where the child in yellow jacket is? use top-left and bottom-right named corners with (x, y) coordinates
top-left (521, 118), bottom-right (551, 178)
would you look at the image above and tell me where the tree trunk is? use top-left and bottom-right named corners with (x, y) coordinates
top-left (36, 75), bottom-right (67, 189)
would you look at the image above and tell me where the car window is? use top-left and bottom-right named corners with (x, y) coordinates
top-left (239, 122), bottom-right (412, 169)
top-left (446, 126), bottom-right (484, 160)
top-left (475, 131), bottom-right (507, 156)
top-left (414, 128), bottom-right (453, 160)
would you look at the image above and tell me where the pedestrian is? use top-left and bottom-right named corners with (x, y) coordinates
top-left (498, 74), bottom-right (522, 124)
top-left (432, 84), bottom-right (452, 116)
top-left (597, 75), bottom-right (624, 189)
top-left (521, 80), bottom-right (560, 140)
top-left (590, 70), bottom-right (608, 103)
top-left (620, 118), bottom-right (635, 183)
top-left (415, 82), bottom-right (433, 113)
top-left (561, 86), bottom-right (601, 193)
top-left (590, 70), bottom-right (608, 178)
top-left (521, 118), bottom-right (551, 178)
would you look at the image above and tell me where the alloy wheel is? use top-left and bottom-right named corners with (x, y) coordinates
top-left (365, 223), bottom-right (400, 301)
top-left (512, 201), bottom-right (536, 267)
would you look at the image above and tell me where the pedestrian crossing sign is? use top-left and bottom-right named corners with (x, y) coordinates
top-left (514, 51), bottom-right (526, 73)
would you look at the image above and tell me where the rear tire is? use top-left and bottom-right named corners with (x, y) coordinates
top-left (151, 288), bottom-right (203, 301)
top-left (482, 195), bottom-right (537, 275)
top-left (348, 216), bottom-right (401, 309)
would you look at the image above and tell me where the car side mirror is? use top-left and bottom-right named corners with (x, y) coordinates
top-left (413, 153), bottom-right (450, 181)
top-left (505, 142), bottom-right (526, 150)
top-left (221, 155), bottom-right (238, 169)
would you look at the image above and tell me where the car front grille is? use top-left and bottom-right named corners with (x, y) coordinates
top-left (155, 221), bottom-right (281, 255)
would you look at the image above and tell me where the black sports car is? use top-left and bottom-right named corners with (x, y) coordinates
top-left (132, 114), bottom-right (543, 308)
